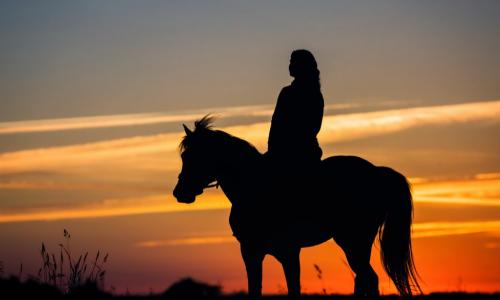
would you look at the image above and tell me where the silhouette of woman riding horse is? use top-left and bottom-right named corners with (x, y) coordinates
top-left (173, 50), bottom-right (421, 297)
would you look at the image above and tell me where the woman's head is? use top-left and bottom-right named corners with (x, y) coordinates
top-left (289, 49), bottom-right (320, 89)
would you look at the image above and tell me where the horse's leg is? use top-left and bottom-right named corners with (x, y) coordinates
top-left (335, 231), bottom-right (379, 298)
top-left (343, 242), bottom-right (379, 297)
top-left (275, 247), bottom-right (301, 297)
top-left (241, 243), bottom-right (265, 298)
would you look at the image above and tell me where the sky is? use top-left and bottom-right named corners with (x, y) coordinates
top-left (1, 0), bottom-right (500, 295)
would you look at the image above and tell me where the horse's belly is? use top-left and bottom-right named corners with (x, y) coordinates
top-left (293, 221), bottom-right (334, 247)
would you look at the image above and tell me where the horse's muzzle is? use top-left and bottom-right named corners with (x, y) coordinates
top-left (173, 184), bottom-right (196, 203)
top-left (176, 194), bottom-right (195, 204)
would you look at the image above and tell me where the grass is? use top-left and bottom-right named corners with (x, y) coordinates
top-left (37, 229), bottom-right (109, 294)
top-left (1, 229), bottom-right (110, 298)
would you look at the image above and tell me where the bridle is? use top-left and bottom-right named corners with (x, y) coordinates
top-left (206, 180), bottom-right (219, 189)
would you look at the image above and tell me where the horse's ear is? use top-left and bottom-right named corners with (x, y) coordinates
top-left (183, 124), bottom-right (192, 136)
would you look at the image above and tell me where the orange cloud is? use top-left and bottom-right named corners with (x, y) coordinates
top-left (133, 220), bottom-right (500, 249)
top-left (413, 220), bottom-right (500, 238)
top-left (413, 176), bottom-right (500, 207)
top-left (135, 236), bottom-right (235, 248)
top-left (0, 192), bottom-right (226, 223)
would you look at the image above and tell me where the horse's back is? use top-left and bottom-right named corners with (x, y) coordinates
top-left (321, 155), bottom-right (374, 171)
top-left (320, 155), bottom-right (376, 187)
top-left (318, 155), bottom-right (386, 223)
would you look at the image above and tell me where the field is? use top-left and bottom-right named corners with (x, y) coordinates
top-left (2, 275), bottom-right (500, 300)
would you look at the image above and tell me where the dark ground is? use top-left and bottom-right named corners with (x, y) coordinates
top-left (1, 276), bottom-right (499, 300)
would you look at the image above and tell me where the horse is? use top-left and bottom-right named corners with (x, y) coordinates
top-left (173, 116), bottom-right (421, 297)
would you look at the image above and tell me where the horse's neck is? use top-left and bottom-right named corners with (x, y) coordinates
top-left (214, 144), bottom-right (260, 205)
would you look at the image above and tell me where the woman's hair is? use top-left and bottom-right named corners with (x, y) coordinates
top-left (290, 49), bottom-right (321, 90)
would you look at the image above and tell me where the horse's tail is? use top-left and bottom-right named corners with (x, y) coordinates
top-left (378, 167), bottom-right (421, 296)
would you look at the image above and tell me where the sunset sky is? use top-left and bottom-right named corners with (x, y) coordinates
top-left (1, 0), bottom-right (500, 295)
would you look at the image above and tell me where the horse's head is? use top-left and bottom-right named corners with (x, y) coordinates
top-left (173, 117), bottom-right (217, 204)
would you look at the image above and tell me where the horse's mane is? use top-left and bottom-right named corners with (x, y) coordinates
top-left (179, 115), bottom-right (261, 159)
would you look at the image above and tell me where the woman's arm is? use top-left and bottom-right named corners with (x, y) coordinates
top-left (297, 91), bottom-right (324, 139)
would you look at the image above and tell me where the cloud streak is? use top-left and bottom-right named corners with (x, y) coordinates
top-left (0, 192), bottom-right (226, 223)
top-left (0, 104), bottom-right (273, 135)
top-left (319, 100), bottom-right (500, 144)
top-left (135, 236), bottom-right (235, 248)
top-left (413, 175), bottom-right (500, 207)
top-left (133, 220), bottom-right (500, 248)
top-left (0, 100), bottom-right (498, 137)
top-left (413, 220), bottom-right (500, 238)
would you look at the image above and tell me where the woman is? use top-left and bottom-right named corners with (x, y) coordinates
top-left (267, 49), bottom-right (324, 173)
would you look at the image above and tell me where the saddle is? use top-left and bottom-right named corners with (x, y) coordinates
top-left (261, 153), bottom-right (322, 210)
